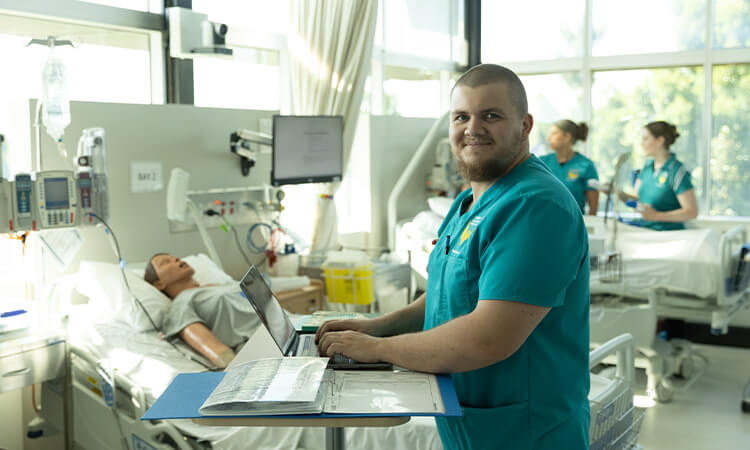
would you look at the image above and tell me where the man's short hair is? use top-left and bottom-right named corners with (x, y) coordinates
top-left (452, 64), bottom-right (528, 116)
top-left (144, 252), bottom-right (167, 286)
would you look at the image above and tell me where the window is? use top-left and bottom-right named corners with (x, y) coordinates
top-left (0, 15), bottom-right (156, 175)
top-left (520, 72), bottom-right (584, 156)
top-left (193, 49), bottom-right (281, 111)
top-left (383, 66), bottom-right (442, 118)
top-left (591, 67), bottom-right (704, 200)
top-left (0, 22), bottom-right (152, 104)
top-left (710, 64), bottom-right (750, 216)
top-left (381, 0), bottom-right (460, 61)
top-left (193, 0), bottom-right (289, 34)
top-left (714, 0), bottom-right (750, 49)
top-left (592, 0), bottom-right (705, 56)
top-left (481, 0), bottom-right (584, 62)
top-left (191, 2), bottom-right (286, 111)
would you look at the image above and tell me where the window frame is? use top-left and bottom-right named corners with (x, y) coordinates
top-left (481, 0), bottom-right (750, 218)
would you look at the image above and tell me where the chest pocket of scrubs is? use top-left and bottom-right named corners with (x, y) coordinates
top-left (442, 253), bottom-right (471, 317)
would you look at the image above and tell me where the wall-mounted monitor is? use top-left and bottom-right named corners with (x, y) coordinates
top-left (271, 115), bottom-right (343, 186)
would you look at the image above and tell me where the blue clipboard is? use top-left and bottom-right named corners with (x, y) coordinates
top-left (142, 371), bottom-right (461, 420)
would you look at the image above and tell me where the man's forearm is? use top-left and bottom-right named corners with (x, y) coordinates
top-left (372, 294), bottom-right (426, 336)
top-left (373, 313), bottom-right (498, 373)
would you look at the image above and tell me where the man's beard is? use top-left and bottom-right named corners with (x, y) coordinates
top-left (455, 140), bottom-right (524, 182)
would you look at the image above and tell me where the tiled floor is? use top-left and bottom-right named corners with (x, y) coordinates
top-left (635, 344), bottom-right (750, 449)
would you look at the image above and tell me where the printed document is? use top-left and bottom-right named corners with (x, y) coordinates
top-left (200, 357), bottom-right (329, 415)
top-left (199, 357), bottom-right (445, 416)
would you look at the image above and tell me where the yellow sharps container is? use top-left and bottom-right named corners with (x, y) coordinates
top-left (322, 252), bottom-right (375, 305)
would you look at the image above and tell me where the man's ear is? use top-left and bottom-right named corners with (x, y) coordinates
top-left (523, 113), bottom-right (534, 136)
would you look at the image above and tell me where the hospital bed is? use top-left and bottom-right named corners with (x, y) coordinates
top-left (35, 255), bottom-right (645, 449)
top-left (34, 258), bottom-right (444, 450)
top-left (41, 310), bottom-right (643, 449)
top-left (586, 216), bottom-right (750, 402)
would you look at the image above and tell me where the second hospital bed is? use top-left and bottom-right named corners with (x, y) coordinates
top-left (585, 216), bottom-right (750, 402)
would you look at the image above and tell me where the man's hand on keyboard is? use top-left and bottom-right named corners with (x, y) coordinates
top-left (317, 329), bottom-right (383, 363)
top-left (315, 318), bottom-right (382, 344)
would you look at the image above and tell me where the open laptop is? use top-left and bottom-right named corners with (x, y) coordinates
top-left (239, 266), bottom-right (392, 370)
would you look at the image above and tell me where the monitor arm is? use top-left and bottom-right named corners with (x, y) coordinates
top-left (230, 129), bottom-right (272, 177)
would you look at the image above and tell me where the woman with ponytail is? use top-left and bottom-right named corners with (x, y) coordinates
top-left (540, 119), bottom-right (600, 215)
top-left (619, 121), bottom-right (698, 230)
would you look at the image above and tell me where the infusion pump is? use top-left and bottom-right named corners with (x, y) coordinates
top-left (0, 170), bottom-right (102, 233)
top-left (0, 127), bottom-right (108, 234)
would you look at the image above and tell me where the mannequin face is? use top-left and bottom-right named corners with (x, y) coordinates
top-left (151, 254), bottom-right (194, 291)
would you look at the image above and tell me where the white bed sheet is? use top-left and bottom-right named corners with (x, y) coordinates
top-left (594, 227), bottom-right (723, 299)
top-left (68, 307), bottom-right (443, 450)
top-left (399, 211), bottom-right (727, 300)
top-left (68, 307), bottom-right (305, 449)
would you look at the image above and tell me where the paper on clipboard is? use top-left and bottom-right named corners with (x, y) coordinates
top-left (323, 370), bottom-right (445, 414)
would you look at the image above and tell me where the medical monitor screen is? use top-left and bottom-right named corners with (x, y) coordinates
top-left (239, 266), bottom-right (296, 354)
top-left (272, 115), bottom-right (343, 186)
top-left (44, 178), bottom-right (69, 210)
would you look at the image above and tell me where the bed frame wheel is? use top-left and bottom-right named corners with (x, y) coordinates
top-left (677, 357), bottom-right (695, 380)
top-left (654, 381), bottom-right (674, 403)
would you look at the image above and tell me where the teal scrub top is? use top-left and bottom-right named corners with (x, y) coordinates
top-left (425, 156), bottom-right (590, 450)
top-left (539, 152), bottom-right (599, 213)
top-left (636, 154), bottom-right (694, 231)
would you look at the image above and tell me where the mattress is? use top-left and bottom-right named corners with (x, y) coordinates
top-left (592, 227), bottom-right (723, 299)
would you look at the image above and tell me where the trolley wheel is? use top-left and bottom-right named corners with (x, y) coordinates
top-left (654, 381), bottom-right (674, 403)
top-left (678, 357), bottom-right (695, 380)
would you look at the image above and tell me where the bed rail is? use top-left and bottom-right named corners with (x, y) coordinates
top-left (387, 112), bottom-right (449, 250)
top-left (590, 333), bottom-right (635, 386)
top-left (717, 225), bottom-right (748, 314)
top-left (69, 345), bottom-right (206, 450)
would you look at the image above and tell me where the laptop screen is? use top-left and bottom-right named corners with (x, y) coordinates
top-left (239, 266), bottom-right (297, 355)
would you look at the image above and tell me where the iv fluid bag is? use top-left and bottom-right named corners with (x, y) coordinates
top-left (41, 56), bottom-right (70, 142)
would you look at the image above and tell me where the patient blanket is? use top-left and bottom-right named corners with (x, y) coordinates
top-left (162, 285), bottom-right (260, 349)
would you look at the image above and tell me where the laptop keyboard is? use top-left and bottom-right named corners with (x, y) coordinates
top-left (332, 353), bottom-right (356, 364)
top-left (299, 335), bottom-right (318, 357)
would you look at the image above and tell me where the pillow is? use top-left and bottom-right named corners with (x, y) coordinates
top-left (427, 196), bottom-right (454, 218)
top-left (76, 261), bottom-right (131, 322)
top-left (76, 261), bottom-right (172, 332)
top-left (182, 254), bottom-right (235, 285)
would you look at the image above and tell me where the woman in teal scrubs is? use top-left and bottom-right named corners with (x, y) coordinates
top-left (540, 120), bottom-right (599, 215)
top-left (620, 121), bottom-right (698, 230)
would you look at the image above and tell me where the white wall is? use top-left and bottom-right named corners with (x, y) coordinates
top-left (31, 100), bottom-right (278, 280)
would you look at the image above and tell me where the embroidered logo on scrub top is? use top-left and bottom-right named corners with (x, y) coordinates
top-left (567, 169), bottom-right (581, 181)
top-left (460, 216), bottom-right (483, 245)
top-left (658, 174), bottom-right (668, 185)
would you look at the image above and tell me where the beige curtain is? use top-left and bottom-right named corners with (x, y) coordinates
top-left (287, 0), bottom-right (378, 252)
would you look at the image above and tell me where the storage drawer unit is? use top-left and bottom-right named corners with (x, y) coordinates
top-left (275, 280), bottom-right (323, 314)
top-left (0, 337), bottom-right (65, 393)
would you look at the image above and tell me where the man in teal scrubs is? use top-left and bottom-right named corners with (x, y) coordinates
top-left (317, 64), bottom-right (590, 449)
